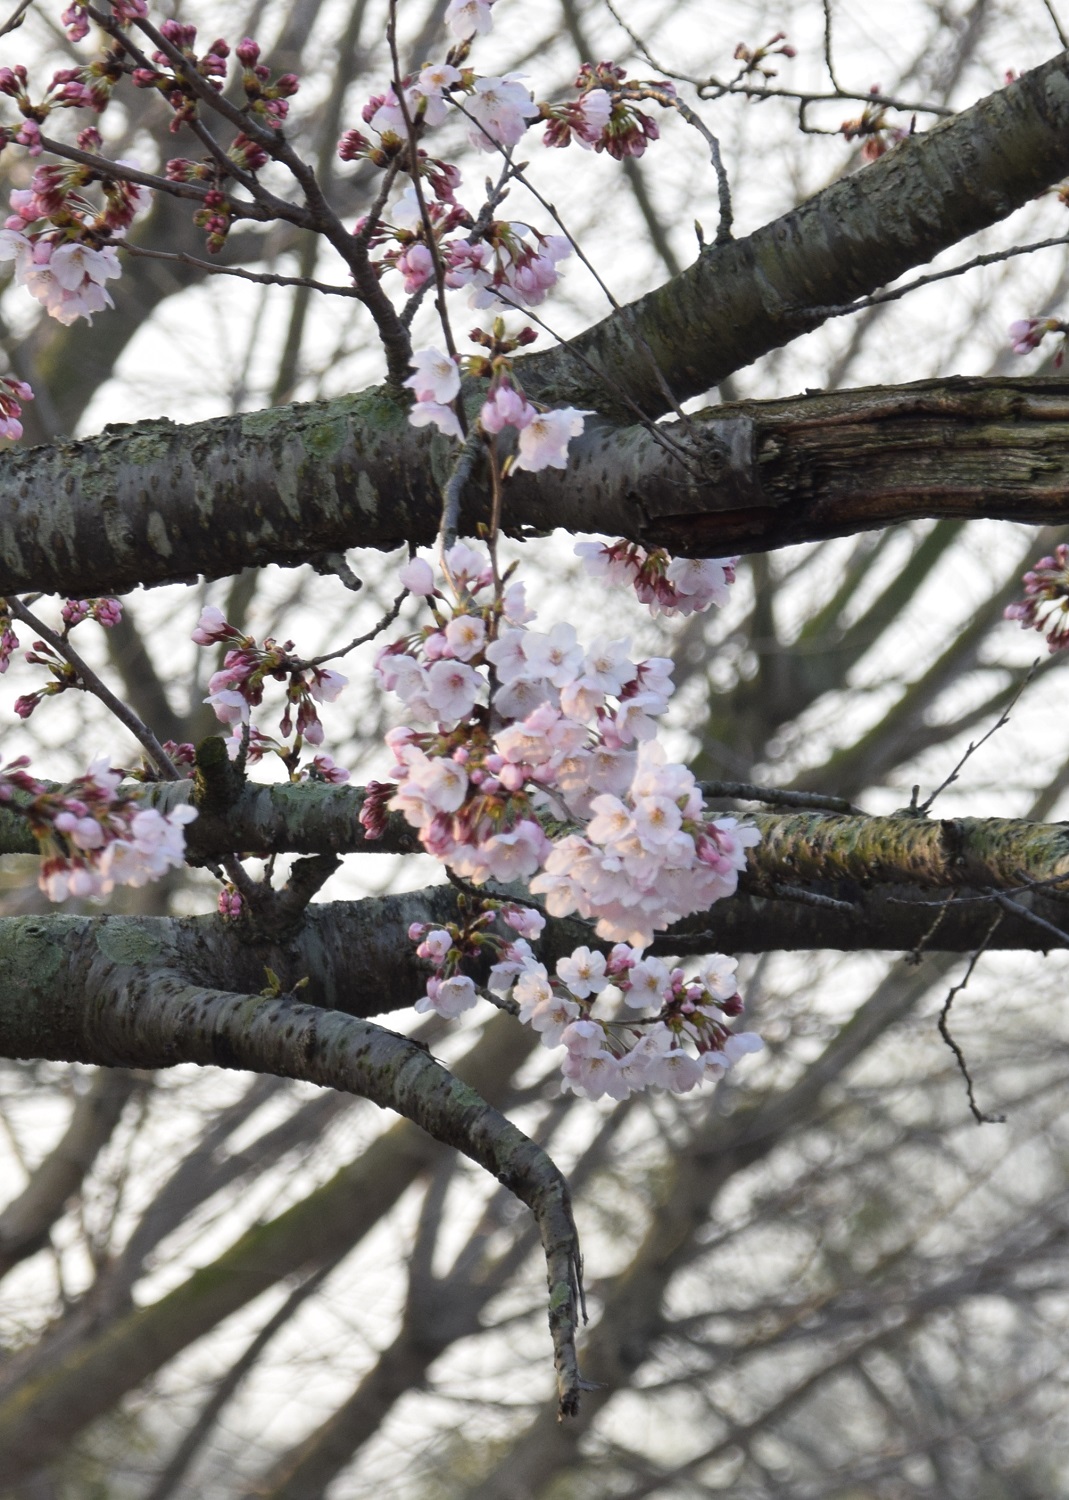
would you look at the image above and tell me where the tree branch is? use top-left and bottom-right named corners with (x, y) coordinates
top-left (7, 374), bottom-right (1069, 594)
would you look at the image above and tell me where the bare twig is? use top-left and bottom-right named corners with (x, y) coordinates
top-left (768, 883), bottom-right (859, 912)
top-left (441, 429), bottom-right (486, 553)
top-left (1042, 0), bottom-right (1069, 50)
top-left (914, 662), bottom-right (1038, 816)
top-left (0, 0), bottom-right (32, 41)
top-left (797, 235), bottom-right (1069, 322)
top-left (123, 244), bottom-right (360, 296)
top-left (602, 0), bottom-right (951, 114)
top-left (3, 597), bottom-right (180, 780)
top-left (937, 913), bottom-right (1007, 1124)
top-left (304, 589), bottom-right (408, 668)
top-left (991, 890), bottom-right (1069, 947)
top-left (821, 0), bottom-right (844, 93)
top-left (699, 780), bottom-right (863, 814)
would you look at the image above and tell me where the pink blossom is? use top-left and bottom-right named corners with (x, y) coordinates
top-left (404, 347), bottom-right (461, 404)
top-left (395, 243), bottom-right (435, 293)
top-left (479, 382), bottom-right (537, 433)
top-left (528, 994), bottom-right (580, 1048)
top-left (1009, 317), bottom-right (1057, 355)
top-left (503, 904), bottom-right (546, 939)
top-left (415, 973), bottom-right (478, 1018)
top-left (425, 659), bottom-right (482, 720)
top-left (513, 407), bottom-right (589, 471)
top-left (465, 75), bottom-right (540, 151)
top-left (306, 754), bottom-right (350, 783)
top-left (408, 400), bottom-right (463, 440)
top-left (445, 0), bottom-right (494, 39)
top-left (444, 613), bottom-right (486, 661)
top-left (399, 556), bottom-right (436, 595)
top-left (309, 667), bottom-right (347, 702)
top-left (416, 929), bottom-right (453, 962)
top-left (556, 946), bottom-right (609, 999)
top-left (191, 605), bottom-right (233, 645)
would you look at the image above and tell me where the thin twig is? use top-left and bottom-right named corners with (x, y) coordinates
top-left (1042, 0), bottom-right (1069, 49)
top-left (496, 292), bottom-right (698, 470)
top-left (768, 883), bottom-right (859, 912)
top-left (821, 0), bottom-right (844, 93)
top-left (0, 0), bottom-right (32, 41)
top-left (991, 890), bottom-right (1069, 948)
top-left (602, 0), bottom-right (951, 114)
top-left (937, 913), bottom-right (1007, 1125)
top-left (3, 597), bottom-right (180, 780)
top-left (904, 890), bottom-right (957, 965)
top-left (388, 0), bottom-right (462, 375)
top-left (304, 589), bottom-right (408, 668)
top-left (123, 244), bottom-right (360, 296)
top-left (441, 429), bottom-right (486, 552)
top-left (796, 236), bottom-right (1069, 322)
top-left (698, 780), bottom-right (863, 814)
top-left (625, 83), bottom-right (732, 244)
top-left (915, 661), bottom-right (1039, 816)
top-left (497, 149), bottom-right (692, 427)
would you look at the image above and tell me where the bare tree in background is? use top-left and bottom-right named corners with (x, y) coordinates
top-left (2, 2), bottom-right (1069, 1496)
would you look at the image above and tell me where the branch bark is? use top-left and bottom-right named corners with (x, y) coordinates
top-left (5, 375), bottom-right (1069, 594)
top-left (5, 56), bottom-right (1069, 592)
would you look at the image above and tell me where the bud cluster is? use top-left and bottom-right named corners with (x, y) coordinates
top-left (0, 755), bottom-right (196, 902)
top-left (1006, 544), bottom-right (1069, 651)
top-left (193, 606), bottom-right (349, 776)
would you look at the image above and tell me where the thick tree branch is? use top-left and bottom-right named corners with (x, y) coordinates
top-left (7, 784), bottom-right (1069, 961)
top-left (0, 968), bottom-right (582, 1486)
top-left (5, 375), bottom-right (1069, 594)
top-left (518, 49), bottom-right (1069, 417)
top-left (5, 56), bottom-right (1069, 591)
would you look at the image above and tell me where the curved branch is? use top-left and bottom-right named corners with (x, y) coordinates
top-left (0, 965), bottom-right (583, 1493)
top-left (0, 1015), bottom-right (539, 1492)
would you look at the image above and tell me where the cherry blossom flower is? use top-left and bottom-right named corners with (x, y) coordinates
top-left (415, 973), bottom-right (479, 1018)
top-left (404, 348), bottom-right (461, 404)
top-left (399, 556), bottom-right (436, 595)
top-left (445, 0), bottom-right (494, 40)
top-left (464, 75), bottom-right (540, 151)
top-left (556, 946), bottom-right (609, 999)
top-left (513, 407), bottom-right (590, 471)
top-left (408, 400), bottom-right (463, 440)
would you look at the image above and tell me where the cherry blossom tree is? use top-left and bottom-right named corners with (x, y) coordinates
top-left (4, 1), bottom-right (1069, 1495)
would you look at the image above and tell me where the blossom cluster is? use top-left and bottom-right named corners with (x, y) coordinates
top-left (11, 597), bottom-right (123, 718)
top-left (370, 541), bottom-right (755, 950)
top-left (575, 540), bottom-right (737, 617)
top-left (0, 375), bottom-right (32, 441)
top-left (0, 155), bottom-right (144, 324)
top-left (732, 31), bottom-right (798, 83)
top-left (410, 904), bottom-right (761, 1100)
top-left (840, 87), bottom-right (910, 162)
top-left (192, 605), bottom-right (349, 773)
top-left (1005, 543), bottom-right (1069, 651)
top-left (0, 755), bottom-right (196, 902)
top-left (336, 14), bottom-right (677, 315)
top-left (404, 344), bottom-right (590, 465)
